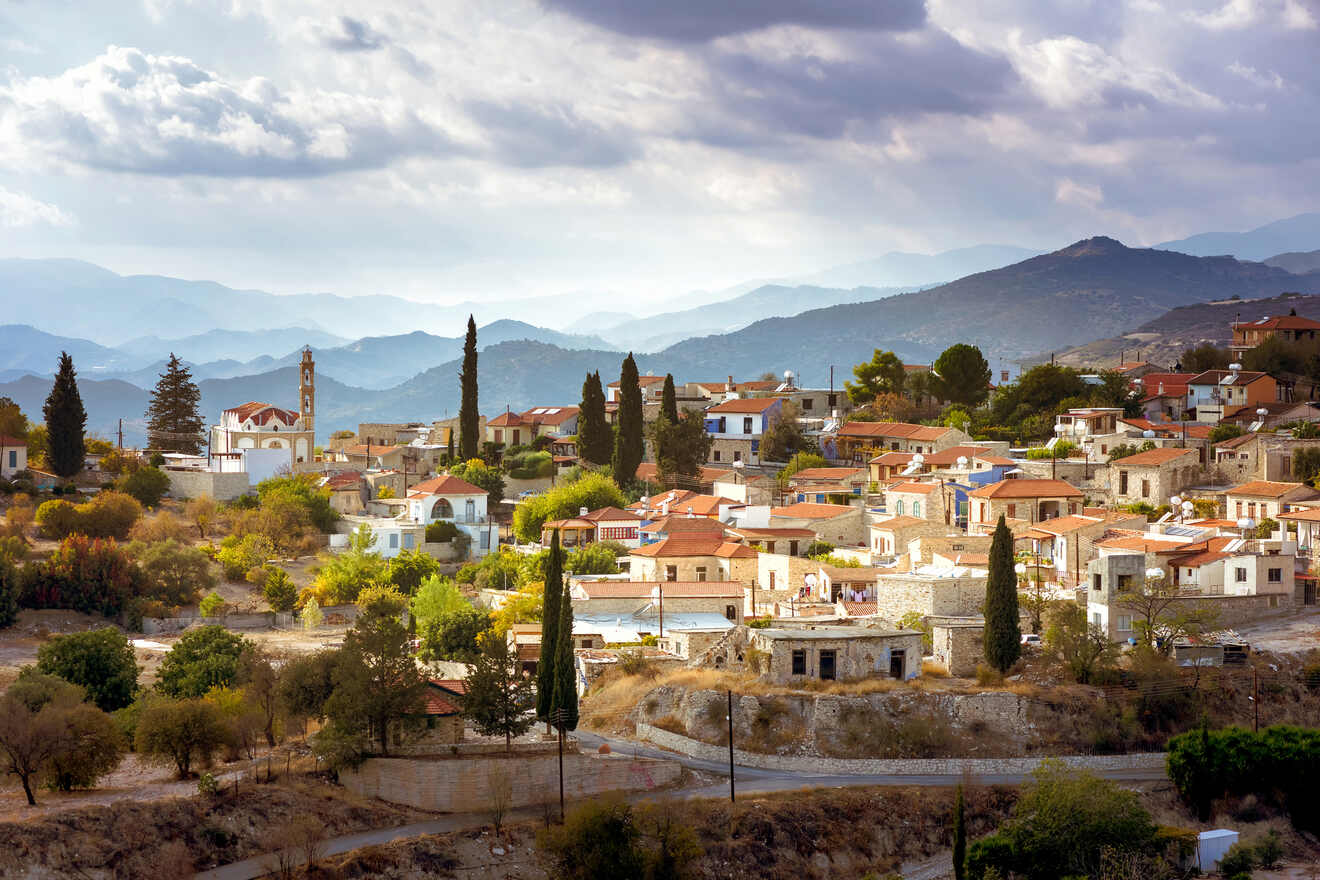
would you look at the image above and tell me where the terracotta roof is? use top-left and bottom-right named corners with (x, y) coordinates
top-left (1171, 550), bottom-right (1231, 568)
top-left (421, 680), bottom-right (463, 716)
top-left (669, 494), bottom-right (740, 517)
top-left (1096, 534), bottom-right (1190, 551)
top-left (629, 489), bottom-right (698, 512)
top-left (630, 536), bottom-right (756, 558)
top-left (341, 444), bottom-right (404, 457)
top-left (640, 515), bottom-right (726, 535)
top-left (1030, 515), bottom-right (1105, 535)
top-left (521, 406), bottom-right (578, 426)
top-left (543, 518), bottom-right (596, 530)
top-left (886, 481), bottom-right (940, 495)
top-left (0, 435), bottom-right (24, 446)
top-left (869, 452), bottom-right (916, 466)
top-left (487, 411), bottom-right (526, 427)
top-left (726, 526), bottom-right (818, 539)
top-left (407, 475), bottom-right (487, 496)
top-left (324, 472), bottom-right (363, 489)
top-left (224, 401), bottom-right (300, 425)
top-left (789, 467), bottom-right (867, 481)
top-left (1279, 507), bottom-right (1320, 522)
top-left (1111, 447), bottom-right (1198, 467)
top-left (1215, 432), bottom-right (1258, 450)
top-left (976, 455), bottom-right (1018, 466)
top-left (968, 479), bottom-right (1083, 499)
top-left (609, 375), bottom-right (666, 387)
top-left (838, 421), bottom-right (952, 441)
top-left (820, 564), bottom-right (880, 582)
top-left (707, 397), bottom-right (780, 414)
top-left (1227, 480), bottom-right (1312, 498)
top-left (576, 580), bottom-right (744, 598)
top-left (869, 515), bottom-right (930, 530)
top-left (770, 502), bottom-right (859, 518)
top-left (1233, 315), bottom-right (1320, 331)
top-left (582, 506), bottom-right (643, 523)
top-left (841, 601), bottom-right (879, 617)
top-left (919, 445), bottom-right (997, 466)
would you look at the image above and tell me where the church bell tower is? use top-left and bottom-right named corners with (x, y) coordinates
top-left (299, 347), bottom-right (315, 435)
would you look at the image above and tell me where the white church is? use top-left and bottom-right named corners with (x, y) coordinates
top-left (209, 348), bottom-right (317, 470)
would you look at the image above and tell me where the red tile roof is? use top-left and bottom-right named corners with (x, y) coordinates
top-left (576, 581), bottom-right (744, 598)
top-left (1111, 447), bottom-right (1198, 467)
top-left (789, 467), bottom-right (867, 481)
top-left (0, 435), bottom-right (24, 446)
top-left (707, 397), bottom-right (780, 414)
top-left (968, 479), bottom-right (1083, 499)
top-left (407, 475), bottom-right (487, 496)
top-left (1234, 315), bottom-right (1320, 331)
top-left (886, 481), bottom-right (940, 495)
top-left (224, 401), bottom-right (300, 425)
top-left (869, 516), bottom-right (930, 530)
top-left (1029, 515), bottom-right (1105, 535)
top-left (770, 502), bottom-right (859, 518)
top-left (583, 506), bottom-right (643, 523)
top-left (1189, 369), bottom-right (1270, 386)
top-left (1227, 480), bottom-right (1315, 498)
top-left (837, 421), bottom-right (952, 441)
top-left (630, 536), bottom-right (757, 558)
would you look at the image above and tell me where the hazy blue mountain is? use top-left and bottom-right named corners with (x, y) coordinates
top-left (0, 373), bottom-right (151, 445)
top-left (1264, 249), bottom-right (1320, 275)
top-left (1156, 213), bottom-right (1320, 261)
top-left (0, 324), bottom-right (142, 376)
top-left (116, 327), bottom-right (350, 365)
top-left (786, 244), bottom-right (1042, 289)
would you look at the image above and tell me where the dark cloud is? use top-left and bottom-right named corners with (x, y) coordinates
top-left (321, 16), bottom-right (387, 52)
top-left (464, 100), bottom-right (640, 168)
top-left (692, 31), bottom-right (1016, 143)
top-left (539, 0), bottom-right (926, 42)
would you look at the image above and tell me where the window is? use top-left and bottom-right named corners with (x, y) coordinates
top-left (743, 416), bottom-right (754, 434)
top-left (665, 565), bottom-right (678, 581)
top-left (465, 499), bottom-right (476, 521)
top-left (1119, 471), bottom-right (1128, 494)
top-left (819, 649), bottom-right (836, 680)
top-left (1141, 479), bottom-right (1150, 499)
top-left (1093, 612), bottom-right (1102, 627)
top-left (801, 398), bottom-right (814, 411)
top-left (494, 429), bottom-right (503, 444)
top-left (895, 500), bottom-right (905, 516)
top-left (713, 450), bottom-right (722, 462)
top-left (403, 533), bottom-right (415, 549)
top-left (912, 501), bottom-right (921, 518)
top-left (5, 451), bottom-right (13, 468)
top-left (733, 451), bottom-right (742, 462)
top-left (388, 533), bottom-right (399, 548)
top-left (1117, 574), bottom-right (1132, 590)
top-left (1268, 568), bottom-right (1282, 583)
top-left (725, 604), bottom-right (737, 620)
top-left (1235, 567), bottom-right (1248, 583)
top-left (1248, 502), bottom-right (1257, 518)
top-left (1006, 503), bottom-right (1017, 518)
top-left (766, 541), bottom-right (776, 553)
top-left (791, 649), bottom-right (806, 676)
top-left (480, 530), bottom-right (490, 550)
top-left (1117, 615), bottom-right (1132, 631)
top-left (789, 540), bottom-right (799, 555)
top-left (695, 566), bottom-right (708, 582)
top-left (769, 571), bottom-right (776, 589)
top-left (1236, 501), bottom-right (1243, 517)
top-left (827, 393), bottom-right (838, 407)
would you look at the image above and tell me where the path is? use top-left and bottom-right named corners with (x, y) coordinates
top-left (194, 731), bottom-right (1168, 880)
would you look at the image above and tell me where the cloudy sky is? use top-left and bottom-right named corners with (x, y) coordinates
top-left (1, 0), bottom-right (1317, 305)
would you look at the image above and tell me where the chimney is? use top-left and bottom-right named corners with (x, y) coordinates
top-left (727, 375), bottom-right (734, 392)
top-left (579, 506), bottom-right (588, 517)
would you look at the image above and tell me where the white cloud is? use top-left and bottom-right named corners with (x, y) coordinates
top-left (1185, 0), bottom-right (1259, 30)
top-left (1227, 61), bottom-right (1285, 88)
top-left (0, 187), bottom-right (75, 228)
top-left (1055, 178), bottom-right (1105, 210)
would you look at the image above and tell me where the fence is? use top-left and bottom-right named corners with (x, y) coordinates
top-left (142, 611), bottom-right (296, 635)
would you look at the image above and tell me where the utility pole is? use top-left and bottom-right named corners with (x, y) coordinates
top-left (658, 585), bottom-right (663, 639)
top-left (727, 689), bottom-right (735, 803)
top-left (1253, 666), bottom-right (1260, 733)
top-left (555, 708), bottom-right (566, 820)
top-left (117, 418), bottom-right (123, 450)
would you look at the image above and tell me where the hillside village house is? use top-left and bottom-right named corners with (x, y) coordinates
top-left (1230, 313), bottom-right (1320, 361)
top-left (405, 475), bottom-right (499, 557)
top-left (540, 506), bottom-right (645, 549)
top-left (327, 443), bottom-right (408, 472)
top-left (1054, 407), bottom-right (1126, 458)
top-left (883, 480), bottom-right (945, 522)
top-left (967, 479), bottom-right (1083, 533)
top-left (786, 466), bottom-right (868, 501)
top-left (1133, 374), bottom-right (1196, 422)
top-left (0, 435), bottom-right (26, 479)
top-left (703, 397), bottom-right (782, 465)
top-left (1110, 446), bottom-right (1201, 506)
top-left (866, 446), bottom-right (1014, 485)
top-left (748, 627), bottom-right (923, 684)
top-left (1224, 481), bottom-right (1320, 523)
top-left (1024, 513), bottom-right (1145, 587)
top-left (832, 421), bottom-right (971, 464)
top-left (1187, 369), bottom-right (1277, 423)
top-left (210, 348), bottom-right (317, 469)
top-left (628, 533), bottom-right (758, 585)
top-left (769, 501), bottom-right (867, 546)
top-left (869, 516), bottom-right (951, 559)
top-left (725, 526), bottom-right (815, 557)
top-left (485, 406), bottom-right (579, 447)
top-left (608, 375), bottom-right (668, 403)
top-left (569, 580), bottom-right (745, 623)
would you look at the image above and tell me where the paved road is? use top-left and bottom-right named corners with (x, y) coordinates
top-left (193, 732), bottom-right (1167, 879)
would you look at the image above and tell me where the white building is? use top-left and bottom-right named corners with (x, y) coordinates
top-left (209, 348), bottom-right (317, 469)
top-left (0, 434), bottom-right (27, 479)
top-left (406, 474), bottom-right (499, 557)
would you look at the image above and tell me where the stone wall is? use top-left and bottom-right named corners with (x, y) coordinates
top-left (931, 621), bottom-right (984, 677)
top-left (164, 469), bottom-right (251, 501)
top-left (750, 631), bottom-right (923, 684)
top-left (873, 573), bottom-right (986, 620)
top-left (634, 722), bottom-right (1166, 776)
top-left (341, 750), bottom-right (681, 812)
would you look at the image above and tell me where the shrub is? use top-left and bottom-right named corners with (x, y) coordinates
top-left (199, 592), bottom-right (226, 617)
top-left (21, 536), bottom-right (143, 618)
top-left (383, 548), bottom-right (442, 595)
top-left (135, 697), bottom-right (231, 778)
top-left (425, 520), bottom-right (461, 543)
top-left (156, 625), bottom-right (248, 697)
top-left (805, 540), bottom-right (835, 557)
top-left (36, 627), bottom-right (139, 711)
top-left (512, 471), bottom-right (626, 543)
top-left (216, 533), bottom-right (275, 581)
top-left (262, 566), bottom-right (298, 612)
top-left (45, 702), bottom-right (125, 791)
top-left (419, 604), bottom-right (492, 663)
top-left (116, 466), bottom-right (171, 508)
top-left (1216, 842), bottom-right (1256, 877)
top-left (128, 510), bottom-right (192, 543)
top-left (35, 491), bottom-right (143, 540)
top-left (128, 539), bottom-right (216, 608)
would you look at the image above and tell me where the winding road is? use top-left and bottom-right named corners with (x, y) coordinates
top-left (193, 731), bottom-right (1168, 879)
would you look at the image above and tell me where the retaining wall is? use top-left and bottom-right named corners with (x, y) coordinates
top-left (635, 722), bottom-right (1166, 776)
top-left (341, 750), bottom-right (681, 812)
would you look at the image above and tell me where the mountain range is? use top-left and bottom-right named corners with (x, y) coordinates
top-left (1155, 212), bottom-right (1320, 262)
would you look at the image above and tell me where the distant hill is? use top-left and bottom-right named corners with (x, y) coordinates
top-left (116, 327), bottom-right (351, 365)
top-left (785, 244), bottom-right (1041, 290)
top-left (1156, 213), bottom-right (1320, 261)
top-left (0, 373), bottom-right (151, 445)
top-left (1265, 249), bottom-right (1320, 275)
top-left (649, 237), bottom-right (1320, 384)
top-left (0, 324), bottom-right (141, 376)
top-left (1048, 292), bottom-right (1320, 369)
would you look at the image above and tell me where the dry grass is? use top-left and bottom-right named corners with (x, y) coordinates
top-left (922, 659), bottom-right (949, 678)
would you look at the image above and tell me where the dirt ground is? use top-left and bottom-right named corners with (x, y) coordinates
top-left (1238, 606), bottom-right (1320, 654)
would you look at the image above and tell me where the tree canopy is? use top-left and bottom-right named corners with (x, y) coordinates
top-left (459, 315), bottom-right (479, 460)
top-left (845, 349), bottom-right (905, 404)
top-left (577, 371), bottom-right (612, 466)
top-left (146, 354), bottom-right (204, 454)
top-left (931, 344), bottom-right (992, 408)
top-left (36, 626), bottom-right (138, 711)
top-left (43, 352), bottom-right (86, 479)
top-left (612, 353), bottom-right (644, 488)
top-left (512, 471), bottom-right (627, 543)
top-left (156, 625), bottom-right (249, 698)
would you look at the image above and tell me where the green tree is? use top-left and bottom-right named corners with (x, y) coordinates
top-left (254, 473), bottom-right (337, 533)
top-left (116, 466), bottom-right (171, 508)
top-left (1180, 343), bottom-right (1230, 373)
top-left (419, 604), bottom-right (492, 663)
top-left (145, 354), bottom-right (203, 454)
top-left (0, 396), bottom-right (26, 440)
top-left (0, 674), bottom-right (121, 805)
top-left (512, 471), bottom-right (628, 543)
top-left (932, 344), bottom-right (992, 408)
top-left (568, 541), bottom-right (624, 576)
top-left (577, 371), bottom-right (612, 466)
top-left (551, 579), bottom-right (578, 732)
top-left (1115, 575), bottom-right (1219, 655)
top-left (1210, 423), bottom-right (1244, 444)
top-left (845, 349), bottom-right (906, 405)
top-left (462, 631), bottom-right (535, 750)
top-left (536, 530), bottom-right (562, 730)
top-left (982, 516), bottom-right (1021, 673)
top-left (537, 798), bottom-right (646, 880)
top-left (384, 548), bottom-right (442, 596)
top-left (278, 649), bottom-right (338, 730)
top-left (135, 696), bottom-right (230, 778)
top-left (236, 644), bottom-right (282, 747)
top-left (43, 352), bottom-right (87, 479)
top-left (660, 373), bottom-right (678, 423)
top-left (312, 523), bottom-right (388, 604)
top-left (1294, 446), bottom-right (1320, 484)
top-left (759, 400), bottom-right (814, 462)
top-left (459, 315), bottom-right (480, 460)
top-left (216, 532), bottom-right (276, 581)
top-left (157, 625), bottom-right (249, 698)
top-left (36, 627), bottom-right (138, 711)
top-left (650, 412), bottom-right (713, 487)
top-left (410, 574), bottom-right (469, 631)
top-left (953, 783), bottom-right (967, 880)
top-left (0, 557), bottom-right (19, 629)
top-left (1045, 603), bottom-right (1117, 685)
top-left (612, 353), bottom-right (644, 488)
top-left (129, 538), bottom-right (215, 607)
top-left (324, 589), bottom-right (425, 754)
top-left (44, 701), bottom-right (124, 791)
top-left (776, 451), bottom-right (828, 486)
top-left (450, 457), bottom-right (505, 506)
top-left (262, 566), bottom-right (298, 612)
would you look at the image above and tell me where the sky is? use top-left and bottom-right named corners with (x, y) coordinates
top-left (1, 0), bottom-right (1318, 306)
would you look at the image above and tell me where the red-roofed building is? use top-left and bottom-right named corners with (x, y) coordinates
top-left (1132, 373), bottom-right (1196, 421)
top-left (628, 533), bottom-right (758, 590)
top-left (570, 579), bottom-right (745, 621)
top-left (405, 473), bottom-right (497, 557)
top-left (1110, 447), bottom-right (1200, 506)
top-left (833, 420), bottom-right (970, 464)
top-left (1231, 312), bottom-right (1320, 361)
top-left (1187, 369), bottom-right (1278, 423)
top-left (484, 406), bottom-right (580, 447)
top-left (967, 479), bottom-right (1083, 533)
top-left (770, 501), bottom-right (867, 546)
top-left (704, 396), bottom-right (784, 466)
top-left (0, 434), bottom-right (26, 479)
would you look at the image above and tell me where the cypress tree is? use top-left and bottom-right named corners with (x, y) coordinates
top-left (551, 579), bottom-right (578, 732)
top-left (612, 353), bottom-right (643, 487)
top-left (446, 426), bottom-right (455, 463)
top-left (983, 515), bottom-right (1022, 672)
top-left (952, 783), bottom-right (966, 880)
top-left (660, 373), bottom-right (678, 423)
top-left (145, 353), bottom-right (203, 454)
top-left (536, 530), bottom-right (563, 730)
top-left (459, 315), bottom-right (479, 460)
top-left (578, 371), bottom-right (611, 466)
top-left (43, 352), bottom-right (86, 479)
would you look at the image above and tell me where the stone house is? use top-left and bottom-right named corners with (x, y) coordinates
top-left (323, 471), bottom-right (368, 515)
top-left (787, 466), bottom-right (869, 504)
top-left (868, 516), bottom-right (949, 558)
top-left (1187, 369), bottom-right (1277, 424)
top-left (749, 627), bottom-right (924, 683)
top-left (1024, 513), bottom-right (1142, 587)
top-left (908, 534), bottom-right (994, 567)
top-left (769, 501), bottom-right (866, 546)
top-left (568, 580), bottom-right (745, 623)
top-left (415, 679), bottom-right (466, 745)
top-left (1231, 313), bottom-right (1320, 360)
top-left (703, 396), bottom-right (783, 466)
top-left (1224, 480), bottom-right (1320, 523)
top-left (1109, 447), bottom-right (1201, 506)
top-left (873, 570), bottom-right (987, 621)
top-left (725, 526), bottom-right (816, 557)
top-left (486, 406), bottom-right (580, 447)
top-left (929, 617), bottom-right (985, 677)
top-left (966, 479), bottom-right (1084, 534)
top-left (628, 534), bottom-right (758, 585)
top-left (833, 421), bottom-right (971, 465)
top-left (883, 480), bottom-right (946, 522)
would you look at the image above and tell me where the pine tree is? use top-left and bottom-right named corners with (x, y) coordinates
top-left (577, 371), bottom-right (611, 466)
top-left (459, 316), bottom-right (479, 460)
top-left (660, 373), bottom-right (678, 423)
top-left (983, 515), bottom-right (1022, 672)
top-left (612, 353), bottom-right (643, 487)
top-left (145, 353), bottom-right (203, 454)
top-left (551, 579), bottom-right (578, 732)
top-left (536, 530), bottom-right (562, 730)
top-left (462, 633), bottom-right (535, 751)
top-left (952, 783), bottom-right (966, 880)
top-left (43, 352), bottom-right (86, 479)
